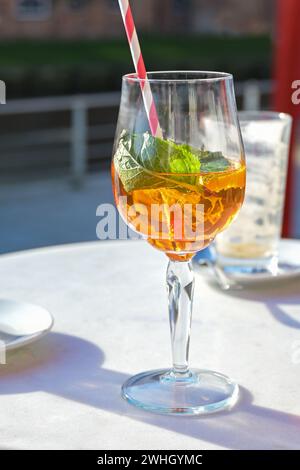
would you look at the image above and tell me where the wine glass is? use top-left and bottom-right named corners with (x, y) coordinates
top-left (112, 71), bottom-right (246, 415)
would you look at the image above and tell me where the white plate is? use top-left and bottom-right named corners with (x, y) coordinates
top-left (0, 299), bottom-right (54, 351)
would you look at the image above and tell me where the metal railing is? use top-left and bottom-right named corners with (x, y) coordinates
top-left (0, 81), bottom-right (273, 187)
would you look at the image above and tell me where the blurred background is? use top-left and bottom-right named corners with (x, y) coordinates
top-left (0, 0), bottom-right (299, 253)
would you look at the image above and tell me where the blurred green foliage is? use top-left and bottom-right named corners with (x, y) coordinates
top-left (0, 35), bottom-right (272, 98)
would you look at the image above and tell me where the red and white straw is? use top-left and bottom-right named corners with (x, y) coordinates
top-left (118, 0), bottom-right (163, 138)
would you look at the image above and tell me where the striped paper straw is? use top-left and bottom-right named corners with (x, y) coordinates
top-left (118, 0), bottom-right (163, 138)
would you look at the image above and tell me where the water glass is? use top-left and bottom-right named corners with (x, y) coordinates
top-left (216, 111), bottom-right (292, 274)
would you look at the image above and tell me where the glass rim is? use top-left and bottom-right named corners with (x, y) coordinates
top-left (123, 70), bottom-right (233, 84)
top-left (238, 110), bottom-right (292, 123)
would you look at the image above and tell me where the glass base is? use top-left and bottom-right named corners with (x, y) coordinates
top-left (122, 368), bottom-right (239, 415)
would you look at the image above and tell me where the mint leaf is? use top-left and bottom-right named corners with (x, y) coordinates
top-left (113, 130), bottom-right (230, 193)
top-left (170, 147), bottom-right (201, 174)
top-left (198, 151), bottom-right (230, 172)
top-left (131, 132), bottom-right (201, 175)
top-left (113, 131), bottom-right (164, 193)
top-left (114, 131), bottom-right (201, 192)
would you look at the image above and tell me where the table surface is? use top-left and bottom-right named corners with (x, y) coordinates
top-left (0, 239), bottom-right (300, 450)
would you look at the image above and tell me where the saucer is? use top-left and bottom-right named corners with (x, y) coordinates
top-left (0, 299), bottom-right (54, 351)
top-left (194, 239), bottom-right (300, 287)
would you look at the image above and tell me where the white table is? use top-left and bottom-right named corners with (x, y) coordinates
top-left (0, 239), bottom-right (300, 450)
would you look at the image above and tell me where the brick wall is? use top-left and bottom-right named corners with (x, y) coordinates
top-left (0, 0), bottom-right (273, 39)
top-left (0, 0), bottom-right (125, 38)
top-left (200, 0), bottom-right (274, 34)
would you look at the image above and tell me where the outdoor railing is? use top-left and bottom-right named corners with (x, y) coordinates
top-left (0, 80), bottom-right (273, 187)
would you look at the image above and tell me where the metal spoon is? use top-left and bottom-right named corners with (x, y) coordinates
top-left (193, 248), bottom-right (242, 291)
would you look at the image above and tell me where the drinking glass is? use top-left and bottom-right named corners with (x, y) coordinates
top-left (215, 111), bottom-right (292, 275)
top-left (112, 71), bottom-right (246, 415)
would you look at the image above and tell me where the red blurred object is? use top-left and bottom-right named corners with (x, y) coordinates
top-left (273, 0), bottom-right (300, 237)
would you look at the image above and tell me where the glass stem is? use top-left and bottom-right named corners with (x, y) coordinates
top-left (167, 260), bottom-right (195, 376)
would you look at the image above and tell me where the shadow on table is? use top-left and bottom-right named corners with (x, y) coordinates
top-left (209, 277), bottom-right (300, 329)
top-left (0, 332), bottom-right (299, 450)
